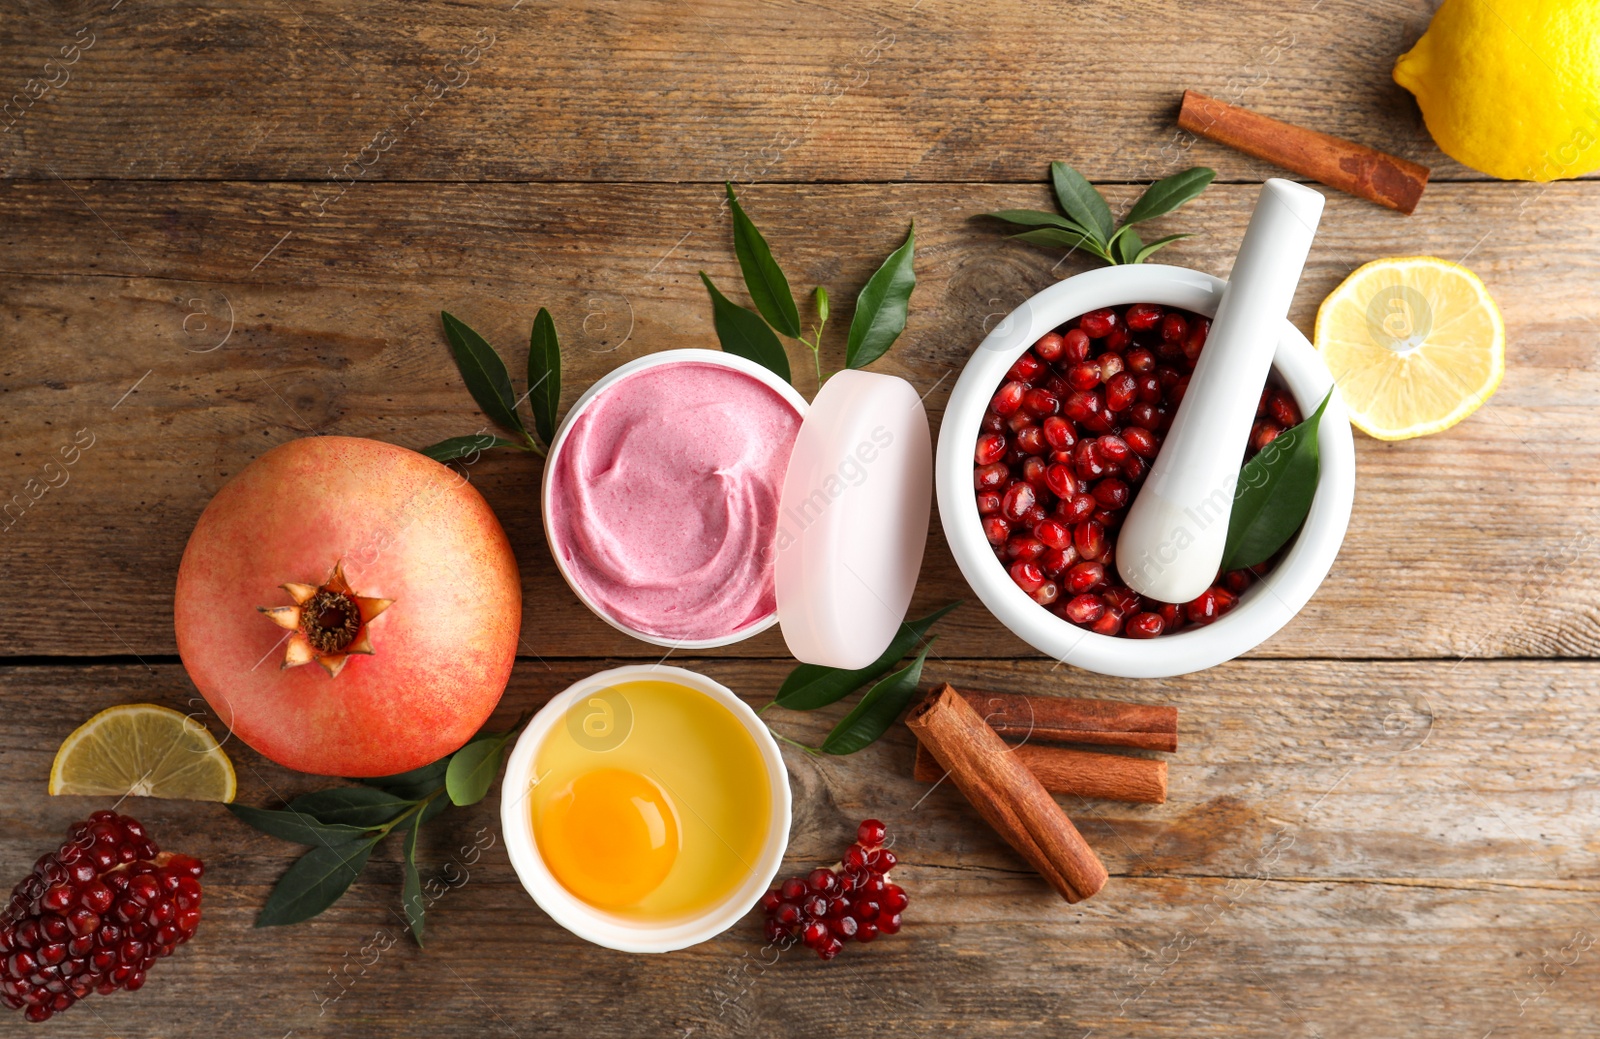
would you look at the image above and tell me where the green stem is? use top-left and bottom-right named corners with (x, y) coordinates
top-left (769, 730), bottom-right (822, 756)
top-left (374, 788), bottom-right (444, 838)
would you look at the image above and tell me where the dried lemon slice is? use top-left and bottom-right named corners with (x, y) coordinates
top-left (49, 704), bottom-right (236, 802)
top-left (1314, 256), bottom-right (1504, 441)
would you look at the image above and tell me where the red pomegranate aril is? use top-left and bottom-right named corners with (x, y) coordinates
top-left (1022, 388), bottom-right (1061, 417)
top-left (1073, 520), bottom-right (1106, 560)
top-left (1126, 346), bottom-right (1157, 374)
top-left (1030, 581), bottom-right (1060, 606)
top-left (781, 877), bottom-right (807, 902)
top-left (1033, 331), bottom-right (1065, 362)
top-left (1125, 302), bottom-right (1163, 330)
top-left (1135, 373), bottom-right (1161, 405)
top-left (829, 914), bottom-right (858, 939)
top-left (1020, 456), bottom-right (1049, 488)
top-left (856, 820), bottom-right (887, 846)
top-left (1058, 493), bottom-right (1096, 524)
top-left (1223, 569), bottom-right (1254, 594)
top-left (981, 516), bottom-right (1009, 546)
top-left (1123, 427), bottom-right (1159, 459)
top-left (1007, 536), bottom-right (1046, 563)
top-left (760, 889), bottom-right (782, 912)
top-left (1089, 608), bottom-right (1125, 636)
top-left (1103, 586), bottom-right (1141, 614)
top-left (801, 920), bottom-right (831, 947)
top-left (1171, 374), bottom-right (1191, 406)
top-left (1014, 425), bottom-right (1046, 456)
top-left (1098, 353), bottom-right (1125, 381)
top-left (807, 868), bottom-right (838, 894)
top-left (1091, 478), bottom-right (1130, 510)
top-left (1067, 362), bottom-right (1101, 391)
top-left (1033, 519), bottom-right (1073, 550)
top-left (1043, 463), bottom-right (1077, 500)
top-left (974, 432), bottom-right (1008, 465)
top-left (1006, 411), bottom-right (1035, 435)
top-left (1157, 602), bottom-right (1184, 631)
top-left (1021, 503), bottom-right (1048, 526)
top-left (1214, 588), bottom-right (1239, 616)
top-left (1010, 561), bottom-right (1046, 593)
top-left (974, 463), bottom-right (1009, 491)
top-left (1080, 308), bottom-right (1116, 337)
top-left (976, 491), bottom-right (1002, 516)
top-left (1063, 390), bottom-right (1105, 426)
top-left (1184, 589), bottom-right (1222, 625)
top-left (1121, 454), bottom-right (1146, 482)
top-left (1105, 372), bottom-right (1137, 412)
top-left (1126, 612), bottom-right (1165, 638)
top-left (1250, 420), bottom-right (1284, 452)
top-left (1061, 327), bottom-right (1091, 362)
top-left (1066, 561), bottom-right (1107, 594)
top-left (1267, 390), bottom-right (1301, 427)
top-left (1041, 415), bottom-right (1075, 450)
top-left (1073, 441), bottom-right (1109, 482)
top-left (1160, 312), bottom-right (1188, 343)
top-left (1060, 594), bottom-right (1105, 625)
top-left (1097, 434), bottom-right (1131, 464)
top-left (1008, 352), bottom-right (1045, 383)
top-left (992, 380), bottom-right (1026, 416)
top-left (1105, 320), bottom-right (1132, 352)
top-left (981, 411), bottom-right (1004, 434)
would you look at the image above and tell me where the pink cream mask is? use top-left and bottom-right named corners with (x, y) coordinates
top-left (544, 349), bottom-right (932, 669)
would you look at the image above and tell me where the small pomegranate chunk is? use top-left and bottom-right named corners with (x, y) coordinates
top-left (759, 820), bottom-right (907, 960)
top-left (0, 812), bottom-right (203, 1023)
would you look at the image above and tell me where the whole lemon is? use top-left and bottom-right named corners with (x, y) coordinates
top-left (1393, 0), bottom-right (1600, 181)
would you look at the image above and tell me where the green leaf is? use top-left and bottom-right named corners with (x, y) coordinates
top-left (1011, 227), bottom-right (1112, 260)
top-left (1220, 389), bottom-right (1333, 571)
top-left (700, 272), bottom-right (791, 383)
top-left (1049, 162), bottom-right (1114, 243)
top-left (726, 183), bottom-right (801, 338)
top-left (527, 307), bottom-right (562, 446)
top-left (255, 838), bottom-right (379, 927)
top-left (226, 804), bottom-right (372, 845)
top-left (360, 760), bottom-right (450, 800)
top-left (1132, 233), bottom-right (1193, 264)
top-left (820, 642), bottom-right (935, 755)
top-left (402, 822), bottom-right (425, 947)
top-left (418, 434), bottom-right (521, 463)
top-left (288, 787), bottom-right (413, 827)
top-left (985, 209), bottom-right (1093, 234)
top-left (813, 285), bottom-right (829, 325)
top-left (440, 312), bottom-right (527, 440)
top-left (774, 601), bottom-right (960, 711)
top-left (395, 793), bottom-right (451, 831)
top-left (445, 732), bottom-right (513, 807)
top-left (1123, 167), bottom-right (1216, 227)
top-left (1112, 226), bottom-right (1145, 265)
top-left (844, 222), bottom-right (916, 369)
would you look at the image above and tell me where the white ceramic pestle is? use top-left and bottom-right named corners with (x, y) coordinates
top-left (1115, 178), bottom-right (1325, 604)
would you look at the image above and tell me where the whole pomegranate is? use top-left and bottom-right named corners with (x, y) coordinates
top-left (1, 811), bottom-right (203, 1022)
top-left (175, 436), bottom-right (522, 776)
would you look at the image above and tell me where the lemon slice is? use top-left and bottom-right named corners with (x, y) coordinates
top-left (1314, 256), bottom-right (1504, 441)
top-left (49, 704), bottom-right (236, 802)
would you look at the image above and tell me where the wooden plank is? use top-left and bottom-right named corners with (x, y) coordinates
top-left (1, 180), bottom-right (1596, 659)
top-left (0, 659), bottom-right (1596, 1037)
top-left (0, 0), bottom-right (1481, 185)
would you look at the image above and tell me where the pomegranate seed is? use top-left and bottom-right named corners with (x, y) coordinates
top-left (1080, 308), bottom-right (1116, 337)
top-left (1157, 366), bottom-right (1182, 394)
top-left (1007, 536), bottom-right (1046, 563)
top-left (1160, 312), bottom-right (1188, 343)
top-left (1125, 346), bottom-right (1156, 373)
top-left (974, 433), bottom-right (1007, 465)
top-left (1066, 561), bottom-right (1106, 594)
top-left (829, 915), bottom-right (858, 939)
top-left (1184, 589), bottom-right (1223, 625)
top-left (1250, 421), bottom-right (1284, 452)
top-left (1020, 456), bottom-right (1049, 488)
top-left (998, 380), bottom-right (1037, 418)
top-left (1105, 372), bottom-right (1137, 411)
top-left (1223, 569), bottom-right (1254, 594)
top-left (1060, 594), bottom-right (1105, 624)
top-left (1121, 454), bottom-right (1146, 482)
top-left (1214, 588), bottom-right (1239, 616)
top-left (1061, 327), bottom-right (1091, 362)
top-left (1089, 608), bottom-right (1125, 636)
top-left (976, 491), bottom-right (1002, 515)
top-left (1030, 581), bottom-right (1060, 606)
top-left (1033, 332), bottom-right (1065, 362)
top-left (781, 877), bottom-right (807, 902)
top-left (1067, 362), bottom-right (1101, 391)
top-left (1097, 435), bottom-right (1130, 464)
top-left (1073, 440), bottom-right (1109, 481)
top-left (981, 516), bottom-right (1009, 545)
top-left (760, 889), bottom-right (782, 912)
top-left (1125, 302), bottom-right (1163, 330)
top-left (1014, 425), bottom-right (1046, 455)
top-left (1135, 374), bottom-right (1162, 404)
top-left (973, 463), bottom-right (1009, 491)
top-left (1157, 602), bottom-right (1184, 631)
top-left (1126, 612), bottom-right (1165, 638)
top-left (1171, 374), bottom-right (1191, 406)
top-left (878, 913), bottom-right (902, 935)
top-left (1010, 561), bottom-right (1046, 593)
top-left (1008, 352), bottom-right (1044, 383)
top-left (1041, 416), bottom-right (1075, 450)
top-left (1105, 320), bottom-right (1132, 352)
top-left (1044, 463), bottom-right (1077, 500)
top-left (857, 820), bottom-right (886, 846)
top-left (1022, 388), bottom-right (1060, 417)
top-left (1057, 493), bottom-right (1096, 524)
top-left (1124, 427), bottom-right (1159, 458)
top-left (1073, 520), bottom-right (1106, 560)
top-left (1041, 546), bottom-right (1077, 575)
top-left (1063, 390), bottom-right (1105, 426)
top-left (980, 411), bottom-right (1004, 433)
top-left (808, 868), bottom-right (838, 894)
top-left (1098, 353), bottom-right (1125, 381)
top-left (1034, 519), bottom-right (1072, 550)
top-left (1267, 390), bottom-right (1301, 427)
top-left (1092, 478), bottom-right (1130, 510)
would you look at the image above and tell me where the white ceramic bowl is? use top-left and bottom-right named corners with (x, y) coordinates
top-left (936, 264), bottom-right (1356, 678)
top-left (499, 664), bottom-right (792, 953)
top-left (541, 349), bottom-right (809, 651)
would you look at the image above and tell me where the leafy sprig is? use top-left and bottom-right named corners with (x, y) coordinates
top-left (759, 602), bottom-right (959, 755)
top-left (1221, 389), bottom-right (1333, 571)
top-left (422, 310), bottom-right (563, 463)
top-left (703, 183), bottom-right (916, 387)
top-left (227, 714), bottom-right (529, 946)
top-left (985, 162), bottom-right (1215, 265)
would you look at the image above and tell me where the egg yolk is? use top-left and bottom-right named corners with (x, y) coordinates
top-left (535, 768), bottom-right (681, 909)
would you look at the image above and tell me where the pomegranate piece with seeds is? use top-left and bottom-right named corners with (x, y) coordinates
top-left (0, 811), bottom-right (203, 1023)
top-left (973, 309), bottom-right (1293, 637)
top-left (758, 819), bottom-right (906, 961)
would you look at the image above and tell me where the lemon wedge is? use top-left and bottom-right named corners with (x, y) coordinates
top-left (49, 704), bottom-right (237, 802)
top-left (1314, 256), bottom-right (1504, 441)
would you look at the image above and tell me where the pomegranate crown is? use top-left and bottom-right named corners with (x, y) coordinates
top-left (257, 560), bottom-right (393, 678)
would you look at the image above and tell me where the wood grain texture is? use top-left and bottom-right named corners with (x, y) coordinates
top-left (0, 659), bottom-right (1595, 1038)
top-left (0, 0), bottom-right (1469, 185)
top-left (0, 181), bottom-right (1596, 659)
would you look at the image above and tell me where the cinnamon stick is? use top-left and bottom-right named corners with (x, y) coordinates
top-left (906, 684), bottom-right (1108, 903)
top-left (1177, 89), bottom-right (1430, 215)
top-left (914, 741), bottom-right (1167, 805)
top-left (938, 687), bottom-right (1177, 753)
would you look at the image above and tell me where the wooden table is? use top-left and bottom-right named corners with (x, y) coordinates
top-left (3, 2), bottom-right (1596, 1035)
